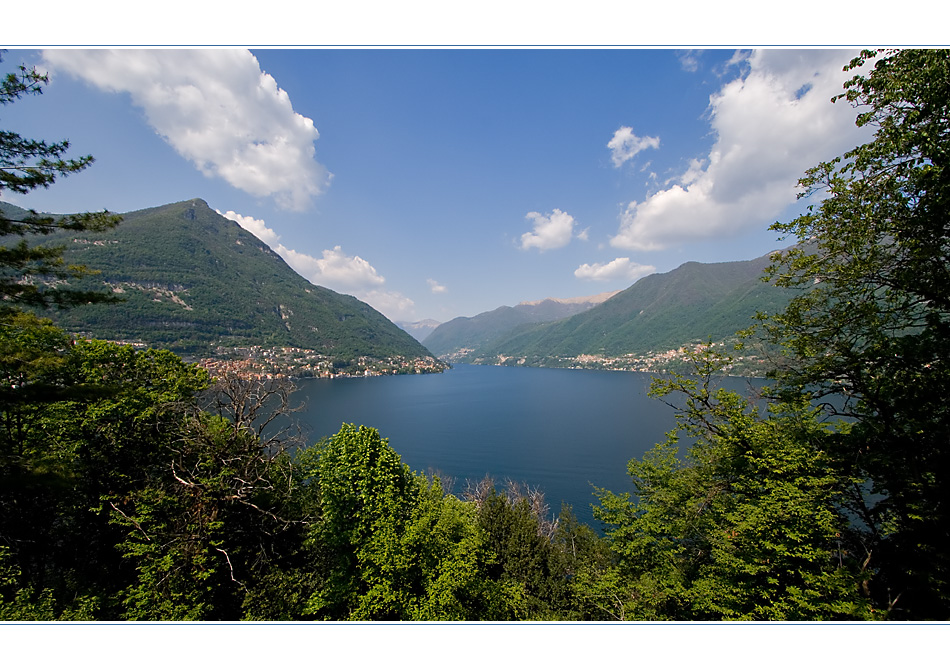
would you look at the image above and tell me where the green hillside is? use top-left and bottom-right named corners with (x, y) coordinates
top-left (2, 199), bottom-right (435, 361)
top-left (467, 253), bottom-right (796, 364)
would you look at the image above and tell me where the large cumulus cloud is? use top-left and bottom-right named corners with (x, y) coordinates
top-left (611, 49), bottom-right (872, 252)
top-left (44, 49), bottom-right (330, 211)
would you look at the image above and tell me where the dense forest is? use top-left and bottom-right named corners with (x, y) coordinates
top-left (2, 49), bottom-right (949, 621)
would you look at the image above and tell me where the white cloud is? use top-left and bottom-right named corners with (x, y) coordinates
top-left (360, 290), bottom-right (416, 320)
top-left (678, 50), bottom-right (702, 73)
top-left (283, 245), bottom-right (386, 290)
top-left (607, 126), bottom-right (660, 168)
top-left (219, 210), bottom-right (382, 290)
top-left (519, 209), bottom-right (579, 251)
top-left (427, 278), bottom-right (447, 294)
top-left (679, 158), bottom-right (706, 187)
top-left (575, 257), bottom-right (656, 282)
top-left (43, 49), bottom-right (330, 211)
top-left (218, 210), bottom-right (416, 319)
top-left (217, 210), bottom-right (280, 247)
top-left (611, 49), bottom-right (872, 252)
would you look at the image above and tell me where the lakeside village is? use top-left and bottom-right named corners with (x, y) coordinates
top-left (93, 339), bottom-right (447, 380)
top-left (195, 345), bottom-right (447, 380)
top-left (99, 340), bottom-right (767, 379)
top-left (460, 341), bottom-right (771, 377)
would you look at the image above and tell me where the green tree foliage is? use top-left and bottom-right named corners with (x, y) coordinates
top-left (0, 323), bottom-right (321, 620)
top-left (304, 425), bottom-right (521, 620)
top-left (0, 55), bottom-right (130, 615)
top-left (463, 477), bottom-right (582, 619)
top-left (755, 49), bottom-right (950, 618)
top-left (109, 405), bottom-right (303, 620)
top-left (0, 323), bottom-right (212, 618)
top-left (0, 54), bottom-right (121, 313)
top-left (592, 350), bottom-right (873, 620)
top-left (0, 546), bottom-right (97, 620)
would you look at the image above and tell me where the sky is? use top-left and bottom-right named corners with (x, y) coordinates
top-left (1, 47), bottom-right (876, 324)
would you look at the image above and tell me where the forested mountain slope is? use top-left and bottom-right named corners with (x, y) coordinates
top-left (464, 253), bottom-right (795, 365)
top-left (1, 199), bottom-right (434, 360)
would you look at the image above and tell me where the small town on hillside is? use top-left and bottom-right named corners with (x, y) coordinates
top-left (471, 341), bottom-right (770, 376)
top-left (196, 345), bottom-right (447, 380)
top-left (93, 340), bottom-right (447, 379)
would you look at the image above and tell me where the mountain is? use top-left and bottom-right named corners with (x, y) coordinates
top-left (423, 291), bottom-right (619, 360)
top-left (453, 253), bottom-right (795, 366)
top-left (397, 319), bottom-right (442, 343)
top-left (2, 199), bottom-right (436, 362)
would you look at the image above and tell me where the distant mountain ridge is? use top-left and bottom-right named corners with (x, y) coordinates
top-left (431, 253), bottom-right (795, 366)
top-left (1, 199), bottom-right (436, 363)
top-left (397, 319), bottom-right (442, 343)
top-left (422, 291), bottom-right (619, 360)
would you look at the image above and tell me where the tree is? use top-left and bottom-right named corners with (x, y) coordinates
top-left (304, 425), bottom-right (522, 620)
top-left (1, 340), bottom-right (317, 621)
top-left (0, 56), bottom-right (324, 621)
top-left (756, 49), bottom-right (950, 618)
top-left (593, 350), bottom-right (873, 620)
top-left (0, 335), bottom-right (213, 619)
top-left (0, 52), bottom-right (123, 460)
top-left (0, 53), bottom-right (121, 313)
top-left (464, 477), bottom-right (575, 619)
top-left (103, 373), bottom-right (315, 620)
top-left (0, 53), bottom-right (133, 619)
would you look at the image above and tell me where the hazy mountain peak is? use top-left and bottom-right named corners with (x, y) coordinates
top-left (397, 319), bottom-right (443, 343)
top-left (518, 291), bottom-right (621, 307)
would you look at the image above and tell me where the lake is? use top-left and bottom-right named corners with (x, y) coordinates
top-left (290, 364), bottom-right (762, 528)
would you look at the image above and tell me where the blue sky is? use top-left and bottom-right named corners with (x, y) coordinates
top-left (2, 48), bottom-right (874, 323)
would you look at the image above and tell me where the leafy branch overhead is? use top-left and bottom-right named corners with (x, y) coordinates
top-left (0, 54), bottom-right (121, 313)
top-left (1, 64), bottom-right (93, 194)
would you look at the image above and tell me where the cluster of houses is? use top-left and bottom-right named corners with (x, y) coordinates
top-left (197, 345), bottom-right (446, 380)
top-left (481, 342), bottom-right (767, 376)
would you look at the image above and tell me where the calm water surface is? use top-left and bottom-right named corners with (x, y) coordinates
top-left (291, 364), bottom-right (758, 528)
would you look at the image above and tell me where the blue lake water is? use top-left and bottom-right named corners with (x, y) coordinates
top-left (291, 364), bottom-right (762, 528)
